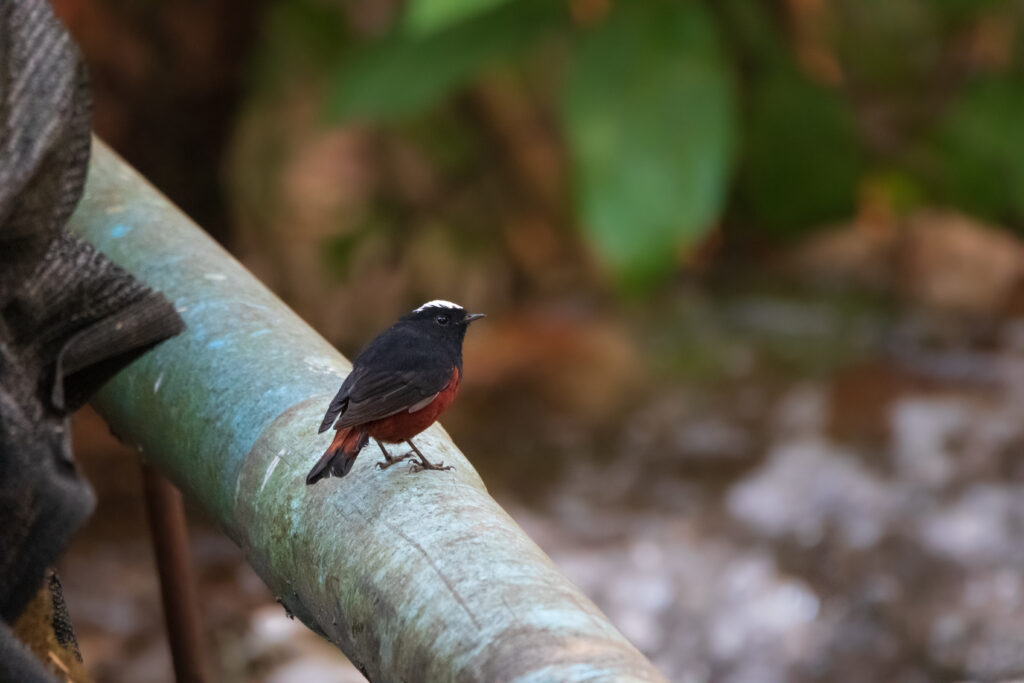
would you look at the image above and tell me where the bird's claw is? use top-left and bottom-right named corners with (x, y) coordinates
top-left (376, 452), bottom-right (413, 471)
top-left (408, 460), bottom-right (454, 473)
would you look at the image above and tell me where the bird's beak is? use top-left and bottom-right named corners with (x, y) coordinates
top-left (463, 313), bottom-right (486, 325)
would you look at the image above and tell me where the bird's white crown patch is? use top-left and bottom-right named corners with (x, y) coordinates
top-left (414, 299), bottom-right (463, 313)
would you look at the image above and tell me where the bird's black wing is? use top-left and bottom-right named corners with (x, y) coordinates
top-left (317, 368), bottom-right (361, 433)
top-left (320, 322), bottom-right (456, 432)
top-left (333, 365), bottom-right (450, 429)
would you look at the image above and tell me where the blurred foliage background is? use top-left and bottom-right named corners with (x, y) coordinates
top-left (56, 0), bottom-right (1024, 326)
top-left (228, 0), bottom-right (1024, 299)
top-left (49, 0), bottom-right (1024, 681)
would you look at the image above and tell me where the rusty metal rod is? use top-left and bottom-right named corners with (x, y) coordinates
top-left (141, 464), bottom-right (210, 683)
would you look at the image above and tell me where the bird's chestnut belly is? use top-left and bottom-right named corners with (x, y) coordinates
top-left (367, 368), bottom-right (461, 443)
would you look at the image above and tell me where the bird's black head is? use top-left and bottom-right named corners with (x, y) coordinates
top-left (399, 300), bottom-right (484, 348)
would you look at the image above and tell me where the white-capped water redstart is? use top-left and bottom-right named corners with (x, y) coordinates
top-left (306, 300), bottom-right (484, 485)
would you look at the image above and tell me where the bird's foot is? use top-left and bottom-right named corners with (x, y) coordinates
top-left (376, 451), bottom-right (413, 470)
top-left (409, 459), bottom-right (454, 473)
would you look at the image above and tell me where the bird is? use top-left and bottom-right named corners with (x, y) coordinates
top-left (306, 300), bottom-right (484, 485)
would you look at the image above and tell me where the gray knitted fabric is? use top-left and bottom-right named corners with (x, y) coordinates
top-left (0, 2), bottom-right (184, 680)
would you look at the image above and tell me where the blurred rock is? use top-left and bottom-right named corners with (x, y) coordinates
top-left (266, 659), bottom-right (367, 683)
top-left (623, 390), bottom-right (755, 470)
top-left (772, 383), bottom-right (828, 439)
top-left (709, 554), bottom-right (820, 664)
top-left (931, 568), bottom-right (1024, 680)
top-left (241, 605), bottom-right (364, 682)
top-left (462, 308), bottom-right (643, 419)
top-left (727, 439), bottom-right (896, 549)
top-left (889, 397), bottom-right (970, 488)
top-left (963, 618), bottom-right (1024, 681)
top-left (781, 220), bottom-right (897, 290)
top-left (917, 485), bottom-right (1024, 568)
top-left (673, 416), bottom-right (752, 463)
top-left (899, 210), bottom-right (1024, 315)
top-left (519, 501), bottom-right (836, 683)
top-left (783, 210), bottom-right (1024, 318)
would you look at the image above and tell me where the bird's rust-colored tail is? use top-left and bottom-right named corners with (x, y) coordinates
top-left (306, 426), bottom-right (369, 485)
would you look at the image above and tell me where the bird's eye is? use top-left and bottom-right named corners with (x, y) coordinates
top-left (435, 313), bottom-right (450, 326)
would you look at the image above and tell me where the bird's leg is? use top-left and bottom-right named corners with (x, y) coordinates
top-left (375, 439), bottom-right (412, 470)
top-left (406, 439), bottom-right (454, 473)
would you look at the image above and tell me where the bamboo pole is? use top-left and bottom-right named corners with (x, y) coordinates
top-left (69, 138), bottom-right (666, 682)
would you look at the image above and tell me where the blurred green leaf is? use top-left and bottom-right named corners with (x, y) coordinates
top-left (932, 0), bottom-right (1011, 18)
top-left (403, 0), bottom-right (511, 36)
top-left (736, 70), bottom-right (862, 237)
top-left (935, 76), bottom-right (1024, 225)
top-left (866, 169), bottom-right (926, 216)
top-left (252, 1), bottom-right (349, 93)
top-left (563, 2), bottom-right (736, 292)
top-left (714, 0), bottom-right (788, 66)
top-left (829, 0), bottom-right (940, 91)
top-left (327, 1), bottom-right (561, 122)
